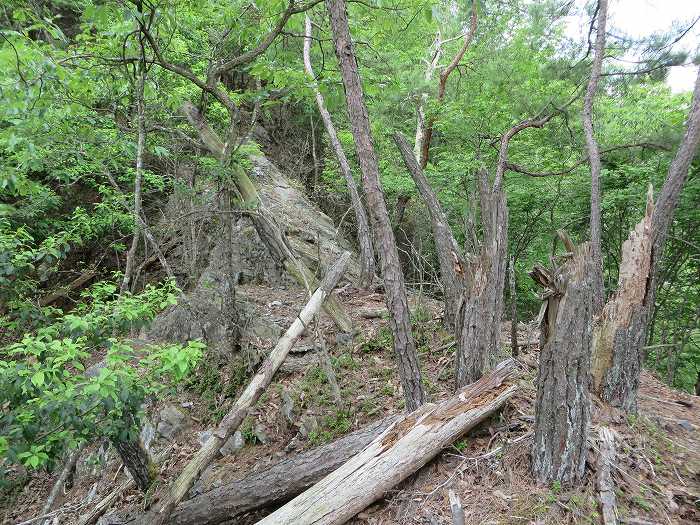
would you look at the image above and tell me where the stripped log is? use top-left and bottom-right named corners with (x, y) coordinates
top-left (597, 427), bottom-right (618, 525)
top-left (138, 252), bottom-right (351, 525)
top-left (256, 359), bottom-right (518, 525)
top-left (166, 417), bottom-right (397, 525)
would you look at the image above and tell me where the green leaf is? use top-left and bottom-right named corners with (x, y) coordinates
top-left (31, 370), bottom-right (45, 387)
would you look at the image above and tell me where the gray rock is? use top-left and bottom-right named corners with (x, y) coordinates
top-left (299, 415), bottom-right (319, 438)
top-left (156, 404), bottom-right (190, 441)
top-left (335, 332), bottom-right (354, 347)
top-left (254, 424), bottom-right (269, 445)
top-left (281, 389), bottom-right (295, 426)
top-left (140, 421), bottom-right (155, 452)
top-left (677, 419), bottom-right (695, 432)
top-left (220, 431), bottom-right (245, 455)
top-left (197, 429), bottom-right (213, 447)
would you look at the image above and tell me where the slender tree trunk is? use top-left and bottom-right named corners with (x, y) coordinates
top-left (582, 0), bottom-right (608, 314)
top-left (325, 0), bottom-right (425, 411)
top-left (531, 242), bottom-right (594, 485)
top-left (120, 34), bottom-right (147, 295)
top-left (414, 30), bottom-right (442, 161)
top-left (303, 15), bottom-right (375, 289)
top-left (509, 256), bottom-right (519, 357)
top-left (394, 132), bottom-right (464, 330)
top-left (591, 70), bottom-right (700, 412)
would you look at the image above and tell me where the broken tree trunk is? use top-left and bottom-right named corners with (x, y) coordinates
top-left (597, 426), bottom-right (618, 525)
top-left (394, 131), bottom-right (465, 331)
top-left (591, 69), bottom-right (700, 412)
top-left (590, 190), bottom-right (654, 412)
top-left (257, 358), bottom-right (518, 525)
top-left (326, 0), bottom-right (425, 410)
top-left (530, 241), bottom-right (594, 485)
top-left (166, 417), bottom-right (397, 525)
top-left (141, 252), bottom-right (351, 525)
top-left (303, 15), bottom-right (375, 289)
top-left (181, 102), bottom-right (352, 333)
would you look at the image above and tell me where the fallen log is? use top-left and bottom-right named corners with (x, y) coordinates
top-left (139, 251), bottom-right (351, 525)
top-left (257, 359), bottom-right (519, 525)
top-left (165, 416), bottom-right (397, 525)
top-left (39, 270), bottom-right (97, 306)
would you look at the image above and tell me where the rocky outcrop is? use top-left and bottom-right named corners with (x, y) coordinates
top-left (146, 154), bottom-right (359, 354)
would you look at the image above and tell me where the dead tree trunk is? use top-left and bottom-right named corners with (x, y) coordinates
top-left (597, 427), bottom-right (618, 525)
top-left (582, 0), bottom-right (609, 313)
top-left (326, 0), bottom-right (425, 411)
top-left (166, 417), bottom-right (397, 525)
top-left (590, 45), bottom-right (700, 413)
top-left (141, 252), bottom-right (351, 525)
top-left (393, 132), bottom-right (464, 330)
top-left (530, 240), bottom-right (594, 485)
top-left (181, 102), bottom-right (352, 333)
top-left (304, 15), bottom-right (375, 289)
top-left (257, 359), bottom-right (518, 525)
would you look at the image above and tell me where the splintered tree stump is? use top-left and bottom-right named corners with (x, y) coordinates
top-left (530, 241), bottom-right (593, 485)
top-left (256, 359), bottom-right (518, 525)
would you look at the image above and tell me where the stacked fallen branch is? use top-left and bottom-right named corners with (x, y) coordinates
top-left (136, 251), bottom-right (351, 525)
top-left (257, 358), bottom-right (519, 525)
top-left (166, 416), bottom-right (397, 525)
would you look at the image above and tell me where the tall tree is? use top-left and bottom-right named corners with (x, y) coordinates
top-left (582, 0), bottom-right (609, 313)
top-left (325, 0), bottom-right (426, 410)
top-left (303, 15), bottom-right (376, 289)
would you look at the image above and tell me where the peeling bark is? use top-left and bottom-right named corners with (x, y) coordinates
top-left (112, 434), bottom-right (154, 493)
top-left (531, 242), bottom-right (593, 485)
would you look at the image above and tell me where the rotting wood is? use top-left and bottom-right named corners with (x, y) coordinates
top-left (137, 252), bottom-right (351, 525)
top-left (38, 271), bottom-right (97, 307)
top-left (256, 359), bottom-right (518, 525)
top-left (41, 445), bottom-right (83, 515)
top-left (597, 426), bottom-right (618, 525)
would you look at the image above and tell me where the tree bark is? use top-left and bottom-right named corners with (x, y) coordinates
top-left (393, 132), bottom-right (464, 331)
top-left (140, 252), bottom-right (351, 525)
top-left (166, 417), bottom-right (397, 525)
top-left (181, 102), bottom-right (353, 333)
top-left (530, 242), bottom-right (594, 485)
top-left (582, 0), bottom-right (608, 314)
top-left (591, 70), bottom-right (700, 411)
top-left (257, 359), bottom-right (518, 525)
top-left (325, 0), bottom-right (425, 411)
top-left (111, 434), bottom-right (154, 493)
top-left (304, 15), bottom-right (375, 289)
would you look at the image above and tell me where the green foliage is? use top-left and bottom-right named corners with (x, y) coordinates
top-left (0, 280), bottom-right (203, 474)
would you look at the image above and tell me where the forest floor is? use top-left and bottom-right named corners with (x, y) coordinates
top-left (3, 286), bottom-right (699, 525)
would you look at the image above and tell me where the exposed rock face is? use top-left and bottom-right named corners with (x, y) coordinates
top-left (156, 404), bottom-right (190, 441)
top-left (147, 154), bottom-right (359, 354)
